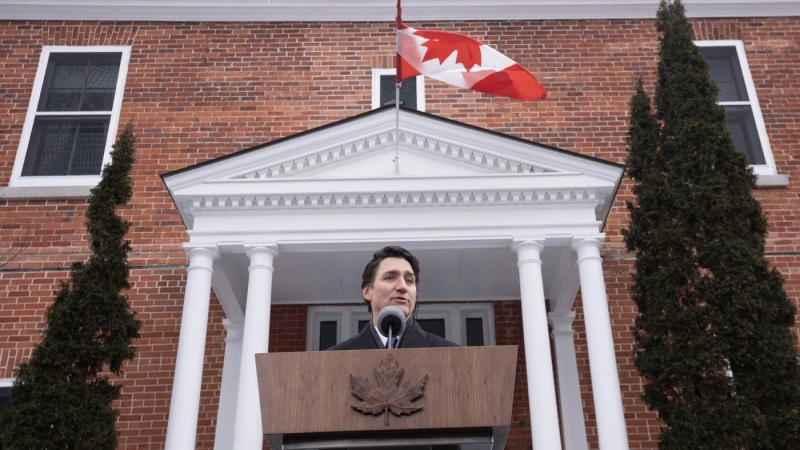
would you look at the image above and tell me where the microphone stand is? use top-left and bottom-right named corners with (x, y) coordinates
top-left (388, 325), bottom-right (395, 349)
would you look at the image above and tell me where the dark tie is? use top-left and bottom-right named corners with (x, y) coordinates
top-left (386, 336), bottom-right (399, 349)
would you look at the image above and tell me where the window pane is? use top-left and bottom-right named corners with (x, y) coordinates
top-left (0, 386), bottom-right (11, 412)
top-left (52, 64), bottom-right (87, 89)
top-left (724, 105), bottom-right (765, 165)
top-left (380, 74), bottom-right (417, 109)
top-left (465, 318), bottom-right (485, 347)
top-left (0, 385), bottom-right (11, 438)
top-left (319, 321), bottom-right (338, 350)
top-left (417, 319), bottom-right (446, 339)
top-left (358, 320), bottom-right (370, 333)
top-left (38, 53), bottom-right (121, 112)
top-left (82, 90), bottom-right (116, 112)
top-left (83, 64), bottom-right (120, 111)
top-left (87, 63), bottom-right (120, 89)
top-left (699, 46), bottom-right (748, 102)
top-left (45, 64), bottom-right (87, 111)
top-left (22, 117), bottom-right (110, 176)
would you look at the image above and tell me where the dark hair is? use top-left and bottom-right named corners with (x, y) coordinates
top-left (361, 246), bottom-right (420, 312)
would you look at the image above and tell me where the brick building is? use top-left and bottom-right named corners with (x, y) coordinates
top-left (0, 1), bottom-right (798, 449)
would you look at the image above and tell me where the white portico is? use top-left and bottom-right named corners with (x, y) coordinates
top-left (161, 107), bottom-right (627, 450)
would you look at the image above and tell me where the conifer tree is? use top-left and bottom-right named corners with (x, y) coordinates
top-left (624, 1), bottom-right (800, 448)
top-left (0, 122), bottom-right (142, 449)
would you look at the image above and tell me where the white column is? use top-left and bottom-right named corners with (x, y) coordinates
top-left (549, 312), bottom-right (589, 450)
top-left (512, 240), bottom-right (563, 450)
top-left (572, 237), bottom-right (629, 450)
top-left (214, 319), bottom-right (243, 450)
top-left (165, 246), bottom-right (218, 450)
top-left (232, 245), bottom-right (279, 450)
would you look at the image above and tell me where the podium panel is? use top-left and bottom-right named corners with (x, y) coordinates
top-left (256, 346), bottom-right (517, 450)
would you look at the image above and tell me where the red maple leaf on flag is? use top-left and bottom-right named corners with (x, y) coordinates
top-left (415, 29), bottom-right (484, 71)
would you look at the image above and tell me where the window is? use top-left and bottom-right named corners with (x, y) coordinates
top-left (307, 303), bottom-right (494, 350)
top-left (0, 378), bottom-right (12, 438)
top-left (371, 69), bottom-right (425, 111)
top-left (9, 46), bottom-right (130, 188)
top-left (696, 41), bottom-right (777, 178)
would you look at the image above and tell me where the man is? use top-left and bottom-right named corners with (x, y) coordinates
top-left (329, 246), bottom-right (458, 350)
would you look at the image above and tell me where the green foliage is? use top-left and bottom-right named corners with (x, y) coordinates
top-left (0, 122), bottom-right (142, 450)
top-left (624, 1), bottom-right (800, 448)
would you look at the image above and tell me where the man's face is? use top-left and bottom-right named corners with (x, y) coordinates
top-left (364, 257), bottom-right (417, 325)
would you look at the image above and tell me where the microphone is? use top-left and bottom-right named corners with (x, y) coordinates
top-left (377, 306), bottom-right (406, 349)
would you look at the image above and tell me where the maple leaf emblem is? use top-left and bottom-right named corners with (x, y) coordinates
top-left (414, 29), bottom-right (484, 71)
top-left (349, 354), bottom-right (429, 425)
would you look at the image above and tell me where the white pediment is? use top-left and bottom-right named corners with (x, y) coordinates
top-left (163, 107), bottom-right (624, 231)
top-left (166, 107), bottom-right (617, 188)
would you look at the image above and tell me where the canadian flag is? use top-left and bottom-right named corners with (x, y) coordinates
top-left (396, 1), bottom-right (546, 101)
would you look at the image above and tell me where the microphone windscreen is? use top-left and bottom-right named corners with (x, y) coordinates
top-left (377, 305), bottom-right (406, 337)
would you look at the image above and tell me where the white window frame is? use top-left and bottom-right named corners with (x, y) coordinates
top-left (695, 40), bottom-right (779, 180)
top-left (307, 305), bottom-right (370, 351)
top-left (8, 46), bottom-right (131, 189)
top-left (307, 303), bottom-right (495, 351)
top-left (415, 303), bottom-right (496, 347)
top-left (371, 68), bottom-right (425, 111)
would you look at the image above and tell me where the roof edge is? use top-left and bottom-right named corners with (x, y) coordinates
top-left (2, 1), bottom-right (798, 22)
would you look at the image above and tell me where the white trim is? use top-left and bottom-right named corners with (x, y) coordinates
top-left (416, 303), bottom-right (496, 346)
top-left (9, 45), bottom-right (131, 188)
top-left (371, 69), bottom-right (425, 112)
top-left (307, 305), bottom-right (370, 351)
top-left (0, 378), bottom-right (13, 387)
top-left (0, 185), bottom-right (92, 199)
top-left (0, 1), bottom-right (798, 21)
top-left (695, 40), bottom-right (778, 178)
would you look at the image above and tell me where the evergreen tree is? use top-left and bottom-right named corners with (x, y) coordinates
top-left (624, 1), bottom-right (800, 448)
top-left (0, 122), bottom-right (142, 449)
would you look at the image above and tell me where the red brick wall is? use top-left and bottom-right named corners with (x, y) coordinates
top-left (269, 305), bottom-right (309, 353)
top-left (492, 300), bottom-right (534, 449)
top-left (1, 16), bottom-right (798, 450)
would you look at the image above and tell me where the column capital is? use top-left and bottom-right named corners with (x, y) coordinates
top-left (244, 243), bottom-right (279, 255)
top-left (245, 245), bottom-right (279, 272)
top-left (183, 244), bottom-right (219, 260)
top-left (245, 244), bottom-right (279, 261)
top-left (571, 234), bottom-right (605, 252)
top-left (222, 319), bottom-right (244, 342)
top-left (512, 239), bottom-right (545, 268)
top-left (183, 245), bottom-right (219, 273)
top-left (511, 237), bottom-right (546, 253)
top-left (548, 311), bottom-right (577, 334)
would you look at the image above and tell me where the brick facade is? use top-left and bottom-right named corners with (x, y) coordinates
top-left (0, 15), bottom-right (798, 450)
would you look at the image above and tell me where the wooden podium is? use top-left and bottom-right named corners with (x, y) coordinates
top-left (256, 346), bottom-right (518, 449)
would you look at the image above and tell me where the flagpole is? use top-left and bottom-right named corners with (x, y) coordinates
top-left (394, 81), bottom-right (400, 174)
top-left (394, 0), bottom-right (402, 175)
